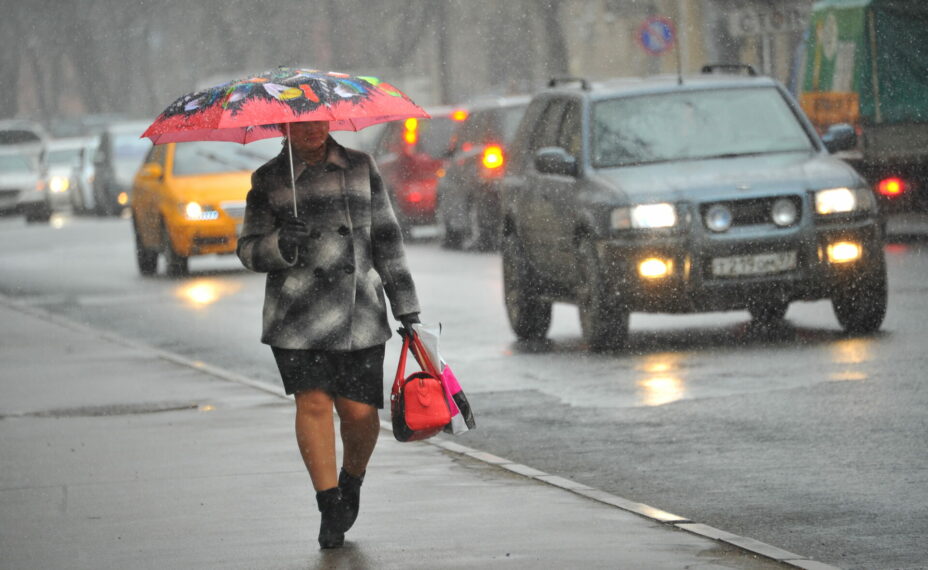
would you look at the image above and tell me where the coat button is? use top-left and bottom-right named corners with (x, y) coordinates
top-left (343, 265), bottom-right (355, 275)
top-left (338, 225), bottom-right (350, 236)
top-left (309, 229), bottom-right (321, 239)
top-left (313, 267), bottom-right (325, 278)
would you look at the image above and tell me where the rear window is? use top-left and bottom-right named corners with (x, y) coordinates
top-left (592, 87), bottom-right (814, 168)
top-left (172, 139), bottom-right (281, 176)
top-left (417, 117), bottom-right (458, 158)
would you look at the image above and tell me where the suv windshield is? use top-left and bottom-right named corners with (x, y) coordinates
top-left (592, 87), bottom-right (814, 168)
top-left (172, 138), bottom-right (281, 176)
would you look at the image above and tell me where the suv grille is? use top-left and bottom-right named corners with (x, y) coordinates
top-left (700, 195), bottom-right (802, 229)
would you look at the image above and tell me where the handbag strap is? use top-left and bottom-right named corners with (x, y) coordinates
top-left (409, 331), bottom-right (441, 379)
top-left (392, 333), bottom-right (412, 394)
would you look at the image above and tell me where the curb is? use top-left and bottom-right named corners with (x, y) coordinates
top-left (1, 295), bottom-right (842, 570)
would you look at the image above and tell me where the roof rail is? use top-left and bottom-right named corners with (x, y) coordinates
top-left (700, 64), bottom-right (758, 77)
top-left (547, 76), bottom-right (591, 90)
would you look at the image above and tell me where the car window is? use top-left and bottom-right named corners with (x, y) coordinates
top-left (592, 87), bottom-right (815, 168)
top-left (0, 153), bottom-right (36, 173)
top-left (531, 100), bottom-right (567, 154)
top-left (171, 139), bottom-right (280, 176)
top-left (417, 117), bottom-right (458, 157)
top-left (557, 102), bottom-right (582, 158)
top-left (111, 132), bottom-right (153, 179)
top-left (0, 130), bottom-right (42, 146)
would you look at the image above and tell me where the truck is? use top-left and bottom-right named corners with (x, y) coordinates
top-left (798, 0), bottom-right (928, 213)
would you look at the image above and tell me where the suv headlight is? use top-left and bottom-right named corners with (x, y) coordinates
top-left (814, 187), bottom-right (874, 215)
top-left (611, 203), bottom-right (677, 230)
top-left (181, 201), bottom-right (219, 220)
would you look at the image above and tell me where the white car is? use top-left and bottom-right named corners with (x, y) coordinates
top-left (0, 148), bottom-right (48, 222)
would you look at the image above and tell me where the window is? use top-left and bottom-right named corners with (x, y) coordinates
top-left (592, 87), bottom-right (814, 168)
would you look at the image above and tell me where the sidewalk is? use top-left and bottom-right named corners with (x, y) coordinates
top-left (0, 299), bottom-right (832, 569)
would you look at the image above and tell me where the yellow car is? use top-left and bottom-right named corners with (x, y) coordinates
top-left (131, 139), bottom-right (281, 276)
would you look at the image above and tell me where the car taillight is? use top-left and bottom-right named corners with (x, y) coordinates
top-left (403, 118), bottom-right (418, 146)
top-left (877, 177), bottom-right (906, 197)
top-left (482, 145), bottom-right (504, 169)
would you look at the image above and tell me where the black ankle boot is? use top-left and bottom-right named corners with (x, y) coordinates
top-left (338, 468), bottom-right (365, 531)
top-left (315, 487), bottom-right (349, 549)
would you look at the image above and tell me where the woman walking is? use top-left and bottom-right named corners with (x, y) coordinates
top-left (237, 120), bottom-right (421, 548)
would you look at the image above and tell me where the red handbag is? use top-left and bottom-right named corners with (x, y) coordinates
top-left (391, 331), bottom-right (451, 442)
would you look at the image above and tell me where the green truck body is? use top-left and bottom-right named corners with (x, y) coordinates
top-left (799, 0), bottom-right (928, 209)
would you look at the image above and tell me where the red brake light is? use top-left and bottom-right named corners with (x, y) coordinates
top-left (482, 145), bottom-right (504, 169)
top-left (877, 177), bottom-right (906, 196)
top-left (451, 109), bottom-right (469, 121)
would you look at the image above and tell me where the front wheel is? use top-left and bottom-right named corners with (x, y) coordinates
top-left (162, 223), bottom-right (189, 277)
top-left (832, 256), bottom-right (887, 334)
top-left (461, 193), bottom-right (499, 252)
top-left (502, 229), bottom-right (551, 340)
top-left (134, 219), bottom-right (158, 276)
top-left (578, 240), bottom-right (629, 351)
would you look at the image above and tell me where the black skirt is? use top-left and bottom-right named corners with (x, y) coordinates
top-left (271, 344), bottom-right (386, 407)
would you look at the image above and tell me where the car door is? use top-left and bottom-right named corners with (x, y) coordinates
top-left (132, 143), bottom-right (168, 247)
top-left (518, 99), bottom-right (567, 272)
top-left (539, 100), bottom-right (585, 285)
top-left (523, 99), bottom-right (583, 281)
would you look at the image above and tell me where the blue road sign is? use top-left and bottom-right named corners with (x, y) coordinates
top-left (638, 17), bottom-right (676, 55)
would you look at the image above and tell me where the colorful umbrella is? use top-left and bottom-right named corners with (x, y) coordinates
top-left (143, 67), bottom-right (430, 215)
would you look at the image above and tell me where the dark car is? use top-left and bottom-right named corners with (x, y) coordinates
top-left (437, 96), bottom-right (529, 250)
top-left (372, 106), bottom-right (468, 235)
top-left (92, 120), bottom-right (152, 216)
top-left (500, 71), bottom-right (886, 351)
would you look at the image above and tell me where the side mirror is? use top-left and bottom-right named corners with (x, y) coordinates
top-left (138, 163), bottom-right (163, 180)
top-left (821, 123), bottom-right (857, 153)
top-left (534, 147), bottom-right (577, 177)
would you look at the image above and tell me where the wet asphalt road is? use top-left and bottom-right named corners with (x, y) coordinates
top-left (1, 214), bottom-right (926, 569)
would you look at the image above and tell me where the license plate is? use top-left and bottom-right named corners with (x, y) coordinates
top-left (712, 251), bottom-right (797, 277)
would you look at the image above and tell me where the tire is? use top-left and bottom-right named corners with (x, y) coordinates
top-left (502, 229), bottom-right (551, 340)
top-left (161, 222), bottom-right (189, 277)
top-left (24, 203), bottom-right (51, 224)
top-left (832, 254), bottom-right (887, 334)
top-left (461, 193), bottom-right (498, 252)
top-left (134, 218), bottom-right (158, 276)
top-left (441, 216), bottom-right (464, 249)
top-left (748, 300), bottom-right (789, 325)
top-left (578, 240), bottom-right (629, 351)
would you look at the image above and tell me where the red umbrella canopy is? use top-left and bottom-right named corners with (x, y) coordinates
top-left (143, 67), bottom-right (430, 144)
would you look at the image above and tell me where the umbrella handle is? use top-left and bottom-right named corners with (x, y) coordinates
top-left (286, 123), bottom-right (297, 217)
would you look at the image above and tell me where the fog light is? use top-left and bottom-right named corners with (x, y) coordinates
top-left (639, 258), bottom-right (672, 279)
top-left (827, 241), bottom-right (862, 264)
top-left (771, 198), bottom-right (798, 227)
top-left (705, 204), bottom-right (733, 232)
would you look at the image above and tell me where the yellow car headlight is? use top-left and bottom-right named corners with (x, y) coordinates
top-left (182, 202), bottom-right (219, 221)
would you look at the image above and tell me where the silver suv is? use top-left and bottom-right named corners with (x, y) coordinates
top-left (500, 71), bottom-right (886, 350)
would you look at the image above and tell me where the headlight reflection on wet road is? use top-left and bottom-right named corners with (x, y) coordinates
top-left (175, 279), bottom-right (242, 308)
top-left (828, 338), bottom-right (873, 381)
top-left (635, 353), bottom-right (686, 406)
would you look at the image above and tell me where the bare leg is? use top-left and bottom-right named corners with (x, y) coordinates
top-left (335, 397), bottom-right (380, 476)
top-left (294, 389), bottom-right (338, 491)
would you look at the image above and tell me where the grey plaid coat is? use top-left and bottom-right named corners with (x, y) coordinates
top-left (236, 139), bottom-right (420, 351)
